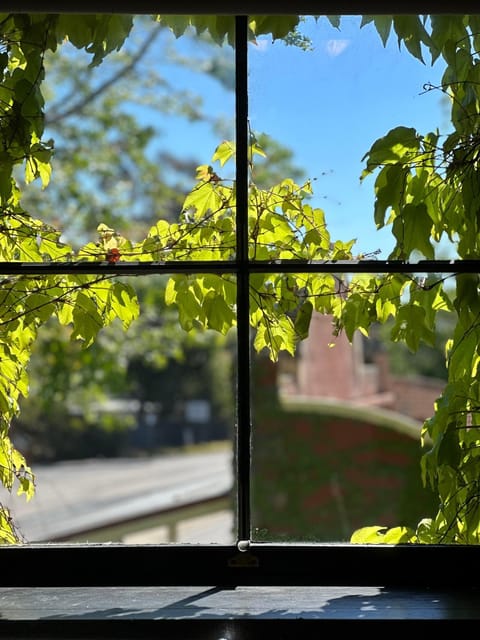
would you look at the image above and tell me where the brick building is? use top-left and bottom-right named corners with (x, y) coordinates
top-left (278, 312), bottom-right (444, 423)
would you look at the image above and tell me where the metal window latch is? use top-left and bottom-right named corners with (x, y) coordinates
top-left (227, 540), bottom-right (259, 568)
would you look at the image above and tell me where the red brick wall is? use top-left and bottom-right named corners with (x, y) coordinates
top-left (279, 313), bottom-right (444, 423)
top-left (388, 375), bottom-right (443, 422)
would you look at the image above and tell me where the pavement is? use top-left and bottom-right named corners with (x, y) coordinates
top-left (0, 447), bottom-right (235, 544)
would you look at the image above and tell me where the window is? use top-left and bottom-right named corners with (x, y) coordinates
top-left (1, 3), bottom-right (480, 591)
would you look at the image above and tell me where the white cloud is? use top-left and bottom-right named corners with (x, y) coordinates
top-left (325, 39), bottom-right (349, 57)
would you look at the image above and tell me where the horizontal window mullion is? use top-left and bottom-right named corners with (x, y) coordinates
top-left (248, 259), bottom-right (480, 274)
top-left (0, 261), bottom-right (240, 276)
top-left (1, 543), bottom-right (480, 587)
top-left (0, 259), bottom-right (478, 276)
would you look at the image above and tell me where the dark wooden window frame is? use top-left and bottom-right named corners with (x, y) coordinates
top-left (1, 2), bottom-right (480, 591)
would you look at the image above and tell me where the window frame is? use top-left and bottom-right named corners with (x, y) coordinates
top-left (1, 2), bottom-right (480, 590)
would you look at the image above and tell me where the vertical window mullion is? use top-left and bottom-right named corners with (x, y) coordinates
top-left (234, 14), bottom-right (251, 544)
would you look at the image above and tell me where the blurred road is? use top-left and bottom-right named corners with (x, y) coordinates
top-left (0, 447), bottom-right (234, 544)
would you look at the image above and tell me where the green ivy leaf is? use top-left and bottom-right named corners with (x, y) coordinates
top-left (371, 164), bottom-right (409, 229)
top-left (182, 180), bottom-right (224, 220)
top-left (391, 202), bottom-right (434, 259)
top-left (362, 126), bottom-right (420, 173)
top-left (0, 508), bottom-right (18, 543)
top-left (437, 422), bottom-right (462, 468)
top-left (203, 293), bottom-right (236, 334)
top-left (370, 15), bottom-right (392, 46)
top-left (249, 16), bottom-right (301, 41)
top-left (294, 300), bottom-right (313, 340)
top-left (24, 292), bottom-right (55, 324)
top-left (350, 526), bottom-right (388, 543)
top-left (392, 15), bottom-right (430, 63)
top-left (71, 291), bottom-right (103, 347)
top-left (110, 281), bottom-right (140, 329)
top-left (212, 141), bottom-right (235, 167)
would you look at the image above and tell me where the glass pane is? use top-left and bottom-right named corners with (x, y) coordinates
top-left (16, 14), bottom-right (236, 263)
top-left (0, 273), bottom-right (236, 543)
top-left (250, 270), bottom-right (463, 542)
top-left (248, 15), bottom-right (448, 260)
top-left (0, 12), bottom-right (238, 544)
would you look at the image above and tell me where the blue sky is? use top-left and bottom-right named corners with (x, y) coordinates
top-left (248, 16), bottom-right (448, 258)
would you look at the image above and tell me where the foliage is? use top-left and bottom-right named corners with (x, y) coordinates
top-left (0, 12), bottom-right (479, 547)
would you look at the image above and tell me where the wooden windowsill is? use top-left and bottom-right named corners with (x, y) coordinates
top-left (0, 584), bottom-right (479, 637)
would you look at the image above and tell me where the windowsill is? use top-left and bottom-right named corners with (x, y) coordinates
top-left (2, 544), bottom-right (480, 635)
top-left (0, 584), bottom-right (479, 637)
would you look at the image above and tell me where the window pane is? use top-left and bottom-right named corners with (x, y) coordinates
top-left (250, 271), bottom-right (455, 543)
top-left (0, 273), bottom-right (236, 543)
top-left (248, 15), bottom-right (447, 260)
top-left (16, 14), bottom-right (236, 263)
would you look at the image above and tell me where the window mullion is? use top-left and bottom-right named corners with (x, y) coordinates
top-left (234, 14), bottom-right (252, 546)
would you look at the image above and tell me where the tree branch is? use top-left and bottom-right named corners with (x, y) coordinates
top-left (46, 26), bottom-right (162, 125)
